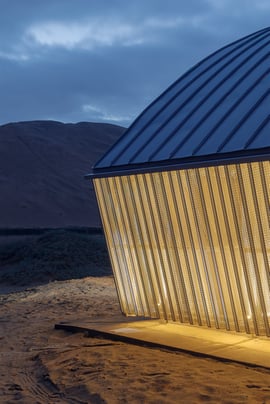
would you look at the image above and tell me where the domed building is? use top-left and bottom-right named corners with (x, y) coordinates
top-left (90, 28), bottom-right (270, 337)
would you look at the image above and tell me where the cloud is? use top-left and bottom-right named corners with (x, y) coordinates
top-left (26, 19), bottom-right (145, 50)
top-left (82, 104), bottom-right (134, 124)
top-left (25, 12), bottom-right (208, 52)
top-left (0, 50), bottom-right (29, 62)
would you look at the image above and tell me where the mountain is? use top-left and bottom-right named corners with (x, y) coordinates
top-left (0, 120), bottom-right (125, 228)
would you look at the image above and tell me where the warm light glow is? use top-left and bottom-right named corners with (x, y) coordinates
top-left (94, 160), bottom-right (270, 337)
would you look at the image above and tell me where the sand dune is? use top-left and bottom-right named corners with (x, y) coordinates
top-left (0, 120), bottom-right (125, 228)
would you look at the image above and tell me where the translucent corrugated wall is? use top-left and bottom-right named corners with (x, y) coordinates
top-left (94, 161), bottom-right (270, 336)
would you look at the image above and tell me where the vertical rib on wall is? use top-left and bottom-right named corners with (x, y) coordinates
top-left (94, 160), bottom-right (270, 336)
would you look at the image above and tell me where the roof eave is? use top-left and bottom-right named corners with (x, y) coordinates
top-left (87, 148), bottom-right (270, 179)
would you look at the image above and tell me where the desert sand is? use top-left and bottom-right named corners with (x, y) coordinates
top-left (1, 275), bottom-right (270, 403)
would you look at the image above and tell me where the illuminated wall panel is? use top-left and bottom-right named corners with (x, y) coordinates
top-left (94, 160), bottom-right (270, 336)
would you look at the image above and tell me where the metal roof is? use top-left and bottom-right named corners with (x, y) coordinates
top-left (93, 27), bottom-right (270, 176)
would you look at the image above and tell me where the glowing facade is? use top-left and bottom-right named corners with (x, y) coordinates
top-left (91, 28), bottom-right (270, 336)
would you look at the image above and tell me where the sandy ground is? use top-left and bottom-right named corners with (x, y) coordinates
top-left (1, 277), bottom-right (270, 403)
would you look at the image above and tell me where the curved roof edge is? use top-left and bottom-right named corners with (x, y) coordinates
top-left (93, 27), bottom-right (270, 175)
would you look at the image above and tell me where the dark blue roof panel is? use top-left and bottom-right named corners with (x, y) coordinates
top-left (94, 27), bottom-right (270, 173)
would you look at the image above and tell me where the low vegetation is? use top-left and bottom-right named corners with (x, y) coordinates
top-left (0, 229), bottom-right (112, 286)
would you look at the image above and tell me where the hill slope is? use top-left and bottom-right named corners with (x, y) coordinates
top-left (0, 120), bottom-right (125, 228)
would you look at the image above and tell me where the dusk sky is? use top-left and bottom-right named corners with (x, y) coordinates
top-left (1, 0), bottom-right (269, 127)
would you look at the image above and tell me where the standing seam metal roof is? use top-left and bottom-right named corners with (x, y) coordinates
top-left (93, 27), bottom-right (270, 174)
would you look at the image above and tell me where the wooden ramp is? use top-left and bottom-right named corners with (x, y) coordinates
top-left (55, 318), bottom-right (270, 370)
